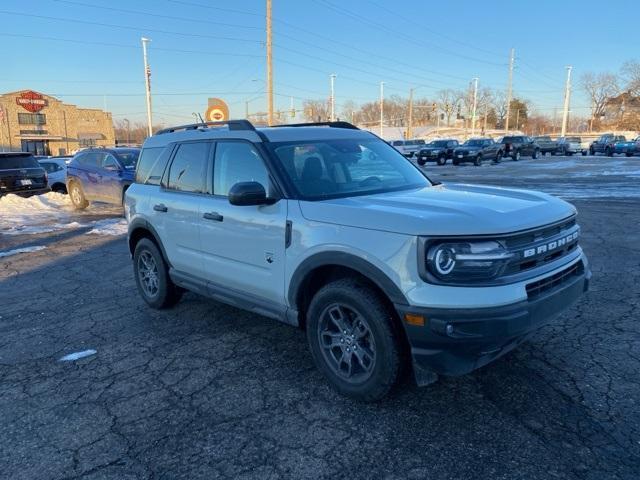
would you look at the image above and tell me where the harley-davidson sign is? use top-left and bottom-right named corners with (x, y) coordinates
top-left (16, 91), bottom-right (48, 113)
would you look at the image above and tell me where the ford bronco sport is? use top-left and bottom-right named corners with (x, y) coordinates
top-left (125, 120), bottom-right (591, 401)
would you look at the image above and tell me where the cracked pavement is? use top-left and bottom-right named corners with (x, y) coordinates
top-left (0, 155), bottom-right (639, 479)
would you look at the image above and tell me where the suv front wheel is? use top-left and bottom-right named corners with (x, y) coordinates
top-left (306, 278), bottom-right (403, 402)
top-left (68, 181), bottom-right (89, 210)
top-left (133, 238), bottom-right (183, 309)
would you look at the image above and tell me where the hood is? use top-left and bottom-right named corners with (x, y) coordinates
top-left (299, 184), bottom-right (576, 236)
top-left (454, 146), bottom-right (480, 152)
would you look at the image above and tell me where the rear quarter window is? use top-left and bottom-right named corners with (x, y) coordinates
top-left (136, 147), bottom-right (168, 185)
top-left (0, 154), bottom-right (40, 169)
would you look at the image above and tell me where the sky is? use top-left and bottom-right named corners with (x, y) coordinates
top-left (2, 0), bottom-right (637, 127)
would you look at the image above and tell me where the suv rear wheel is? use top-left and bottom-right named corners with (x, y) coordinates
top-left (306, 278), bottom-right (403, 402)
top-left (436, 155), bottom-right (446, 166)
top-left (513, 150), bottom-right (521, 161)
top-left (68, 181), bottom-right (89, 210)
top-left (133, 238), bottom-right (183, 309)
top-left (417, 157), bottom-right (426, 166)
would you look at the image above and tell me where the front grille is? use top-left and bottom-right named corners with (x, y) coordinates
top-left (526, 261), bottom-right (583, 299)
top-left (503, 217), bottom-right (579, 275)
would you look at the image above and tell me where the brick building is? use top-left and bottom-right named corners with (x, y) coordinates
top-left (0, 90), bottom-right (115, 156)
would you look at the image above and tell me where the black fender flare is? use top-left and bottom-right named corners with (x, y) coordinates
top-left (287, 251), bottom-right (409, 308)
top-left (127, 218), bottom-right (172, 267)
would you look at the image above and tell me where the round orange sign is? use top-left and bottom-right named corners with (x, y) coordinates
top-left (205, 98), bottom-right (229, 122)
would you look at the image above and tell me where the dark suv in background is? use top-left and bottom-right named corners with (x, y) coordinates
top-left (500, 136), bottom-right (540, 160)
top-left (415, 139), bottom-right (459, 165)
top-left (66, 147), bottom-right (140, 209)
top-left (589, 134), bottom-right (626, 156)
top-left (452, 138), bottom-right (504, 165)
top-left (0, 152), bottom-right (49, 197)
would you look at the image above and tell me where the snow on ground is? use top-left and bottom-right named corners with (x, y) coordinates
top-left (86, 218), bottom-right (128, 236)
top-left (0, 193), bottom-right (123, 236)
top-left (0, 245), bottom-right (47, 258)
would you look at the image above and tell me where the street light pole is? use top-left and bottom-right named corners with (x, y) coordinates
top-left (380, 81), bottom-right (385, 137)
top-left (141, 37), bottom-right (153, 137)
top-left (124, 118), bottom-right (131, 144)
top-left (505, 48), bottom-right (514, 132)
top-left (329, 73), bottom-right (336, 122)
top-left (266, 0), bottom-right (274, 126)
top-left (561, 65), bottom-right (572, 136)
top-left (471, 77), bottom-right (479, 136)
top-left (407, 87), bottom-right (414, 139)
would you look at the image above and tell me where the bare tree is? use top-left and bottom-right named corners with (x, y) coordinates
top-left (581, 72), bottom-right (619, 119)
top-left (621, 60), bottom-right (640, 96)
top-left (492, 90), bottom-right (508, 128)
top-left (436, 89), bottom-right (460, 127)
top-left (302, 99), bottom-right (330, 122)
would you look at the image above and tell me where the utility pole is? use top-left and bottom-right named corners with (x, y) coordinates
top-left (380, 81), bottom-right (385, 137)
top-left (515, 109), bottom-right (520, 130)
top-left (483, 103), bottom-right (488, 134)
top-left (141, 37), bottom-right (153, 137)
top-left (407, 87), bottom-right (414, 139)
top-left (266, 0), bottom-right (274, 126)
top-left (124, 118), bottom-right (131, 144)
top-left (505, 48), bottom-right (514, 132)
top-left (471, 77), bottom-right (479, 136)
top-left (329, 73), bottom-right (336, 121)
top-left (561, 66), bottom-right (572, 136)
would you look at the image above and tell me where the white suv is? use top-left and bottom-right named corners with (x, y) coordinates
top-left (125, 120), bottom-right (590, 401)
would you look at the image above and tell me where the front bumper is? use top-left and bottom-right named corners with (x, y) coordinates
top-left (396, 258), bottom-right (591, 381)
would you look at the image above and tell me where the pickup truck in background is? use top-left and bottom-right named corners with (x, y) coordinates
top-left (390, 139), bottom-right (426, 158)
top-left (589, 134), bottom-right (626, 156)
top-left (613, 136), bottom-right (640, 157)
top-left (500, 136), bottom-right (540, 160)
top-left (533, 136), bottom-right (560, 156)
top-left (556, 136), bottom-right (587, 156)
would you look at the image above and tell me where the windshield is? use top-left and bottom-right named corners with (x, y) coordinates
top-left (0, 154), bottom-right (40, 169)
top-left (464, 140), bottom-right (484, 147)
top-left (429, 140), bottom-right (449, 147)
top-left (270, 138), bottom-right (430, 200)
top-left (114, 149), bottom-right (140, 168)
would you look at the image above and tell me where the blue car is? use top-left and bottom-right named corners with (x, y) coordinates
top-left (66, 147), bottom-right (140, 209)
top-left (614, 136), bottom-right (640, 157)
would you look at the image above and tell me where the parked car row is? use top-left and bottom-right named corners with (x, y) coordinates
top-left (0, 147), bottom-right (141, 204)
top-left (590, 133), bottom-right (640, 157)
top-left (392, 132), bottom-right (640, 166)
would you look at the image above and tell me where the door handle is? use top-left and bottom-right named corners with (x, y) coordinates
top-left (153, 203), bottom-right (168, 212)
top-left (203, 212), bottom-right (223, 222)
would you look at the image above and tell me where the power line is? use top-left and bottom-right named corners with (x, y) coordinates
top-left (50, 0), bottom-right (262, 30)
top-left (312, 0), bottom-right (506, 67)
top-left (0, 10), bottom-right (264, 44)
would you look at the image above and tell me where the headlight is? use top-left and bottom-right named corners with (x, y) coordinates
top-left (426, 241), bottom-right (513, 282)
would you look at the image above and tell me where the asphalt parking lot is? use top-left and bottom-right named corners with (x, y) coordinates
top-left (1, 155), bottom-right (639, 479)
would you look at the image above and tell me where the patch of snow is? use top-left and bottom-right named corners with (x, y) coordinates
top-left (59, 349), bottom-right (97, 361)
top-left (0, 192), bottom-right (121, 236)
top-left (0, 245), bottom-right (47, 258)
top-left (86, 218), bottom-right (128, 236)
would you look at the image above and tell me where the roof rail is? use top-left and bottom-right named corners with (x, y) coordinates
top-left (156, 119), bottom-right (256, 135)
top-left (271, 121), bottom-right (360, 130)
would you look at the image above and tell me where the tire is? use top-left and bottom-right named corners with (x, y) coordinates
top-left (133, 238), bottom-right (183, 309)
top-left (452, 159), bottom-right (459, 166)
top-left (474, 154), bottom-right (482, 166)
top-left (436, 155), bottom-right (446, 166)
top-left (582, 150), bottom-right (587, 156)
top-left (590, 147), bottom-right (595, 156)
top-left (513, 150), bottom-right (521, 161)
top-left (494, 152), bottom-right (502, 163)
top-left (532, 149), bottom-right (539, 159)
top-left (417, 157), bottom-right (426, 166)
top-left (606, 147), bottom-right (613, 157)
top-left (306, 277), bottom-right (403, 402)
top-left (626, 152), bottom-right (632, 157)
top-left (68, 181), bottom-right (89, 210)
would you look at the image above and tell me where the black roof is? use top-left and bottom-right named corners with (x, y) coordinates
top-left (0, 151), bottom-right (32, 157)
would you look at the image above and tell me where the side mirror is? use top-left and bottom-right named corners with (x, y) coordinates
top-left (228, 181), bottom-right (274, 206)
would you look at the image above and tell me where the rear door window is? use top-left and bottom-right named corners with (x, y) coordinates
top-left (0, 154), bottom-right (40, 169)
top-left (166, 142), bottom-right (210, 194)
top-left (136, 147), bottom-right (167, 186)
